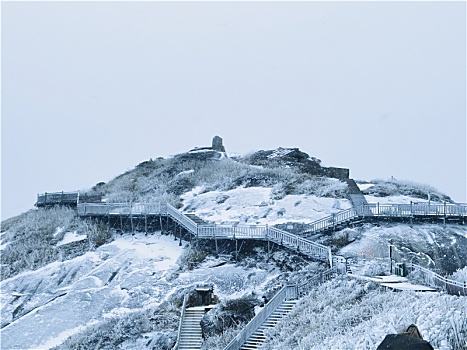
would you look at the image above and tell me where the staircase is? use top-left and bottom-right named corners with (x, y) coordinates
top-left (345, 179), bottom-right (372, 216)
top-left (184, 213), bottom-right (209, 225)
top-left (177, 306), bottom-right (206, 350)
top-left (240, 300), bottom-right (297, 350)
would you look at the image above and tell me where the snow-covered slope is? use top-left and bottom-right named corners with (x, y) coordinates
top-left (181, 186), bottom-right (352, 225)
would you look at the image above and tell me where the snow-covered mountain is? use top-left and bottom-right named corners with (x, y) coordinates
top-left (1, 144), bottom-right (466, 350)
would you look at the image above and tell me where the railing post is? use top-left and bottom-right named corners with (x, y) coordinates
top-left (444, 201), bottom-right (447, 225)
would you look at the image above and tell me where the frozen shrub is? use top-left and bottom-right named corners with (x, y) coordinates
top-left (200, 322), bottom-right (245, 350)
top-left (363, 178), bottom-right (451, 202)
top-left (177, 247), bottom-right (208, 270)
top-left (358, 259), bottom-right (390, 277)
top-left (450, 266), bottom-right (467, 283)
top-left (0, 207), bottom-right (99, 280)
top-left (262, 278), bottom-right (467, 350)
top-left (53, 305), bottom-right (179, 350)
top-left (296, 177), bottom-right (348, 198)
top-left (200, 296), bottom-right (258, 339)
top-left (270, 183), bottom-right (287, 200)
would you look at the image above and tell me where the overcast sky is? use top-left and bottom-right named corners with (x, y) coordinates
top-left (2, 1), bottom-right (466, 220)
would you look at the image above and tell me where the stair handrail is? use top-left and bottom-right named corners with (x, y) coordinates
top-left (223, 268), bottom-right (337, 350)
top-left (164, 203), bottom-right (199, 235)
top-left (223, 284), bottom-right (292, 350)
top-left (267, 226), bottom-right (332, 266)
top-left (405, 263), bottom-right (466, 296)
top-left (173, 294), bottom-right (188, 350)
top-left (303, 206), bottom-right (361, 235)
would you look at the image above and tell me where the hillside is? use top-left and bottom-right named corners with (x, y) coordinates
top-left (1, 142), bottom-right (466, 350)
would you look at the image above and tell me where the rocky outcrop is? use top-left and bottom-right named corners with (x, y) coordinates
top-left (241, 147), bottom-right (349, 179)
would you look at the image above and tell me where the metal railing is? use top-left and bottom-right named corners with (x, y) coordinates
top-left (165, 203), bottom-right (199, 235)
top-left (75, 201), bottom-right (332, 265)
top-left (77, 202), bottom-right (163, 216)
top-left (36, 191), bottom-right (80, 206)
top-left (223, 284), bottom-right (291, 350)
top-left (366, 203), bottom-right (467, 217)
top-left (223, 268), bottom-right (335, 350)
top-left (406, 263), bottom-right (467, 296)
top-left (303, 203), bottom-right (467, 236)
top-left (172, 294), bottom-right (188, 350)
top-left (197, 224), bottom-right (267, 240)
top-left (268, 227), bottom-right (332, 264)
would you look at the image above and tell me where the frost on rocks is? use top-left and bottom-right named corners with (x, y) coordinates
top-left (0, 233), bottom-right (183, 349)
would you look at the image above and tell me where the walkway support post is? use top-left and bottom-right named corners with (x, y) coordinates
top-left (179, 226), bottom-right (182, 246)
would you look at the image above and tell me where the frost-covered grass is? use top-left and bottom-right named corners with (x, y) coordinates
top-left (52, 302), bottom-right (180, 350)
top-left (261, 277), bottom-right (467, 350)
top-left (0, 207), bottom-right (112, 280)
top-left (361, 178), bottom-right (451, 202)
top-left (91, 156), bottom-right (350, 207)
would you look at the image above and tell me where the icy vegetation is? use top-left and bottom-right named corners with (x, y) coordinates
top-left (1, 147), bottom-right (465, 349)
top-left (358, 178), bottom-right (452, 203)
top-left (261, 278), bottom-right (467, 350)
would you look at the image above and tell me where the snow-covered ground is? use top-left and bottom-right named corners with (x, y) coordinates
top-left (181, 186), bottom-right (352, 225)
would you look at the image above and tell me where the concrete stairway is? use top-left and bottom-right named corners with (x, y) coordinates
top-left (345, 179), bottom-right (372, 216)
top-left (178, 306), bottom-right (206, 350)
top-left (240, 300), bottom-right (297, 350)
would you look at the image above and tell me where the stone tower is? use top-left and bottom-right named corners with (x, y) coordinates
top-left (212, 135), bottom-right (226, 152)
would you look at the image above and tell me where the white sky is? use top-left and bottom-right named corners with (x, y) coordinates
top-left (2, 1), bottom-right (466, 220)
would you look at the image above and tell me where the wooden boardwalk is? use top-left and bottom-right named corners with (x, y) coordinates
top-left (36, 191), bottom-right (467, 267)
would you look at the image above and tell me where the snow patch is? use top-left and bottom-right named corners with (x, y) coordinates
top-left (181, 187), bottom-right (352, 225)
top-left (54, 226), bottom-right (65, 237)
top-left (357, 183), bottom-right (375, 191)
top-left (57, 231), bottom-right (87, 246)
top-left (0, 240), bottom-right (10, 251)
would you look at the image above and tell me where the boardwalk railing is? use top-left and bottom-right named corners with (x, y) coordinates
top-left (223, 268), bottom-right (335, 350)
top-left (77, 202), bottom-right (163, 216)
top-left (36, 191), bottom-right (79, 207)
top-left (36, 191), bottom-right (102, 207)
top-left (76, 202), bottom-right (333, 266)
top-left (304, 203), bottom-right (467, 236)
top-left (406, 263), bottom-right (467, 296)
top-left (366, 203), bottom-right (467, 218)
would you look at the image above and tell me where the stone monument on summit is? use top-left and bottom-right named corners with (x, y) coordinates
top-left (212, 135), bottom-right (226, 152)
